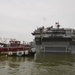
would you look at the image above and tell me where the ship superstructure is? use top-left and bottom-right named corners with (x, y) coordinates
top-left (32, 22), bottom-right (75, 54)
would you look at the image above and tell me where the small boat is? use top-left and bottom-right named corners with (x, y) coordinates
top-left (0, 40), bottom-right (36, 56)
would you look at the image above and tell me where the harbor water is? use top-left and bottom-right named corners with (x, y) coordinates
top-left (0, 53), bottom-right (75, 75)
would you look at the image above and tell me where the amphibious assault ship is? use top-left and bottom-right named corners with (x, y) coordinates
top-left (32, 22), bottom-right (75, 54)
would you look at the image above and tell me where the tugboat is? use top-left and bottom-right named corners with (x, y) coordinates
top-left (32, 22), bottom-right (75, 54)
top-left (0, 39), bottom-right (36, 56)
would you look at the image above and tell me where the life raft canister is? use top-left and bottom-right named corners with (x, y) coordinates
top-left (31, 48), bottom-right (36, 53)
top-left (8, 52), bottom-right (13, 55)
top-left (25, 50), bottom-right (29, 55)
top-left (17, 51), bottom-right (24, 56)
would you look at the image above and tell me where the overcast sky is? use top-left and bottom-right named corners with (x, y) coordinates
top-left (0, 0), bottom-right (75, 42)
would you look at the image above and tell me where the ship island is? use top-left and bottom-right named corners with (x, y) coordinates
top-left (32, 22), bottom-right (75, 54)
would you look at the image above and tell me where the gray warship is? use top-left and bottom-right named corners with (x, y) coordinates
top-left (32, 22), bottom-right (75, 54)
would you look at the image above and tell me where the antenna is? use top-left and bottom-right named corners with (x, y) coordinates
top-left (55, 22), bottom-right (60, 29)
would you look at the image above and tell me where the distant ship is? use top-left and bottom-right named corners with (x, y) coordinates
top-left (0, 39), bottom-right (36, 56)
top-left (32, 22), bottom-right (75, 54)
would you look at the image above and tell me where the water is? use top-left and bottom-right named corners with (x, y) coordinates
top-left (0, 53), bottom-right (75, 75)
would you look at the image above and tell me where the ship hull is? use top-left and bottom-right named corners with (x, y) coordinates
top-left (35, 37), bottom-right (75, 54)
top-left (0, 47), bottom-right (36, 56)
